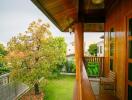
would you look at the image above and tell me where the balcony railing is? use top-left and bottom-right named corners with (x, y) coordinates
top-left (73, 60), bottom-right (95, 100)
top-left (84, 57), bottom-right (104, 77)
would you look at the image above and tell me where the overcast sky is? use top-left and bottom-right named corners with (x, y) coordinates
top-left (0, 0), bottom-right (103, 47)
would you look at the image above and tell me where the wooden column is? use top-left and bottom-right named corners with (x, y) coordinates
top-left (74, 22), bottom-right (84, 80)
top-left (74, 22), bottom-right (84, 100)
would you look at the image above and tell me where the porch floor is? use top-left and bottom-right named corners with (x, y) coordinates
top-left (89, 78), bottom-right (119, 100)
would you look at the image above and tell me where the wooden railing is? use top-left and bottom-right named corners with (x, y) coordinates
top-left (73, 60), bottom-right (96, 100)
top-left (81, 62), bottom-right (95, 100)
top-left (84, 57), bottom-right (104, 77)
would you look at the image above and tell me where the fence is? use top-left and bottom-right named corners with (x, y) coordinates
top-left (84, 56), bottom-right (104, 77)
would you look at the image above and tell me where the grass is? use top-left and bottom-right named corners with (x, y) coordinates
top-left (41, 75), bottom-right (75, 100)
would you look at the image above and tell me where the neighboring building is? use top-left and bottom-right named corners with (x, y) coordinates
top-left (97, 40), bottom-right (104, 57)
top-left (67, 40), bottom-right (104, 56)
top-left (66, 54), bottom-right (75, 61)
top-left (66, 42), bottom-right (75, 55)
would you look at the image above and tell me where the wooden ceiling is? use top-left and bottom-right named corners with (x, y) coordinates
top-left (32, 0), bottom-right (117, 32)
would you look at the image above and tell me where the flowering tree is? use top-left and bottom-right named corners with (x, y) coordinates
top-left (6, 19), bottom-right (66, 95)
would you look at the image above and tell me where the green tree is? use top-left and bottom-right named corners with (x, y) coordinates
top-left (6, 19), bottom-right (66, 95)
top-left (0, 43), bottom-right (7, 56)
top-left (48, 37), bottom-right (67, 77)
top-left (0, 43), bottom-right (7, 67)
top-left (88, 43), bottom-right (97, 56)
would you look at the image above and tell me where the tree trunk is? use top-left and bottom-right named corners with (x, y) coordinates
top-left (34, 82), bottom-right (40, 95)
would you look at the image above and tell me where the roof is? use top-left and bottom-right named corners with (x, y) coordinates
top-left (32, 0), bottom-right (118, 32)
top-left (66, 54), bottom-right (75, 57)
top-left (96, 40), bottom-right (104, 44)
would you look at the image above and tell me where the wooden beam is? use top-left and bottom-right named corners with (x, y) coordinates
top-left (84, 9), bottom-right (105, 16)
top-left (84, 9), bottom-right (105, 23)
top-left (84, 16), bottom-right (105, 23)
top-left (78, 0), bottom-right (85, 22)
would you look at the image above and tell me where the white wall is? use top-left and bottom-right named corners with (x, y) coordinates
top-left (97, 40), bottom-right (104, 57)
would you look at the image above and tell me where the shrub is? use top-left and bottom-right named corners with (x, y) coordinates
top-left (65, 60), bottom-right (76, 73)
top-left (86, 62), bottom-right (99, 76)
top-left (0, 67), bottom-right (10, 75)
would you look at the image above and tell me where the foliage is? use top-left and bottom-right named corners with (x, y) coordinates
top-left (42, 75), bottom-right (75, 100)
top-left (86, 62), bottom-right (99, 76)
top-left (0, 55), bottom-right (5, 68)
top-left (88, 43), bottom-right (97, 56)
top-left (0, 67), bottom-right (10, 75)
top-left (0, 43), bottom-right (9, 75)
top-left (65, 59), bottom-right (76, 73)
top-left (6, 19), bottom-right (66, 94)
top-left (0, 43), bottom-right (7, 56)
top-left (47, 37), bottom-right (67, 78)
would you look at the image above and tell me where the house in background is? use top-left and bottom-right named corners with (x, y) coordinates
top-left (97, 35), bottom-right (104, 57)
top-left (97, 40), bottom-right (104, 57)
top-left (67, 42), bottom-right (75, 55)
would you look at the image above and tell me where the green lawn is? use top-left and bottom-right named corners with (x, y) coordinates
top-left (41, 75), bottom-right (75, 100)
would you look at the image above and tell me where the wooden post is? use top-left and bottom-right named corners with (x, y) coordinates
top-left (74, 22), bottom-right (84, 100)
top-left (74, 22), bottom-right (84, 81)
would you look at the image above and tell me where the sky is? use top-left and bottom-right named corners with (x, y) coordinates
top-left (0, 0), bottom-right (103, 47)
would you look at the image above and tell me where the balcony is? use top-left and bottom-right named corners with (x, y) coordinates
top-left (73, 57), bottom-right (119, 100)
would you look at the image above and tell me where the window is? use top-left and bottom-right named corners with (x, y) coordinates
top-left (97, 46), bottom-right (99, 53)
top-left (128, 85), bottom-right (132, 100)
top-left (109, 28), bottom-right (115, 71)
top-left (127, 16), bottom-right (132, 100)
top-left (100, 46), bottom-right (102, 54)
top-left (128, 63), bottom-right (132, 81)
top-left (129, 18), bottom-right (132, 36)
top-left (129, 40), bottom-right (132, 59)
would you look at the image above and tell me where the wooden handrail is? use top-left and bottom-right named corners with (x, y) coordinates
top-left (81, 62), bottom-right (95, 100)
top-left (73, 60), bottom-right (96, 100)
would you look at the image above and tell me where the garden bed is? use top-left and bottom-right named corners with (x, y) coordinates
top-left (20, 89), bottom-right (44, 100)
top-left (19, 75), bottom-right (75, 100)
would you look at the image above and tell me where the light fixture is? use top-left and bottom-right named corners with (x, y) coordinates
top-left (69, 28), bottom-right (72, 35)
top-left (92, 0), bottom-right (104, 4)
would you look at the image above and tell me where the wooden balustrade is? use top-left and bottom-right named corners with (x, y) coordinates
top-left (81, 62), bottom-right (95, 100)
top-left (84, 57), bottom-right (104, 77)
top-left (73, 60), bottom-right (96, 100)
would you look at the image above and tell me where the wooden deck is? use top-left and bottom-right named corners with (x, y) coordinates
top-left (90, 79), bottom-right (119, 100)
top-left (73, 78), bottom-right (119, 100)
top-left (96, 94), bottom-right (119, 100)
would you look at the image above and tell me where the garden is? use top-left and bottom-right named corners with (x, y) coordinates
top-left (0, 19), bottom-right (75, 99)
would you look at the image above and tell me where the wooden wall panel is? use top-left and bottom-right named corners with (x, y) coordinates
top-left (104, 0), bottom-right (132, 100)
